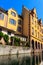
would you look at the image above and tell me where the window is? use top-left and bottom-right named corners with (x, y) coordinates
top-left (38, 32), bottom-right (39, 38)
top-left (18, 27), bottom-right (22, 32)
top-left (41, 44), bottom-right (43, 49)
top-left (41, 29), bottom-right (43, 34)
top-left (20, 37), bottom-right (23, 41)
top-left (35, 14), bottom-right (36, 17)
top-left (32, 16), bottom-right (34, 24)
top-left (11, 12), bottom-right (16, 17)
top-left (7, 31), bottom-right (11, 35)
top-left (0, 13), bottom-right (4, 20)
top-left (35, 21), bottom-right (36, 27)
top-left (38, 42), bottom-right (40, 49)
top-left (10, 19), bottom-right (16, 25)
top-left (38, 25), bottom-right (39, 29)
top-left (32, 27), bottom-right (34, 35)
top-left (35, 41), bottom-right (37, 49)
top-left (35, 30), bottom-right (37, 37)
top-left (41, 36), bottom-right (43, 40)
top-left (18, 20), bottom-right (22, 25)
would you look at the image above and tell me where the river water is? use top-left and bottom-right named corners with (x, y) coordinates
top-left (0, 53), bottom-right (43, 65)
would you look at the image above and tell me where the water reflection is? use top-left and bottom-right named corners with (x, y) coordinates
top-left (0, 53), bottom-right (43, 65)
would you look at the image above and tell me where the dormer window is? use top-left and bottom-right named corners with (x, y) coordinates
top-left (11, 11), bottom-right (16, 17)
top-left (0, 13), bottom-right (4, 20)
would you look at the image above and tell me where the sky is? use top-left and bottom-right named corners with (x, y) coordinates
top-left (0, 0), bottom-right (43, 22)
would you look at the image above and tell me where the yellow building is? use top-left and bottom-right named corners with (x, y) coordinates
top-left (0, 7), bottom-right (27, 45)
top-left (0, 6), bottom-right (43, 50)
top-left (22, 6), bottom-right (43, 51)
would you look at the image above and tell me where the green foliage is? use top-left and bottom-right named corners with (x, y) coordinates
top-left (15, 37), bottom-right (20, 46)
top-left (15, 37), bottom-right (20, 42)
top-left (0, 31), bottom-right (21, 46)
top-left (3, 34), bottom-right (9, 45)
top-left (0, 32), bottom-right (3, 38)
top-left (10, 36), bottom-right (20, 46)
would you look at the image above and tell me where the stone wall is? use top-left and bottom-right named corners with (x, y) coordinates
top-left (0, 45), bottom-right (31, 55)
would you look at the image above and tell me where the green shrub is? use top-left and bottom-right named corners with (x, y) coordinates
top-left (3, 34), bottom-right (9, 45)
top-left (15, 42), bottom-right (19, 46)
top-left (10, 36), bottom-right (20, 46)
top-left (0, 32), bottom-right (3, 40)
top-left (0, 32), bottom-right (3, 38)
top-left (14, 37), bottom-right (20, 46)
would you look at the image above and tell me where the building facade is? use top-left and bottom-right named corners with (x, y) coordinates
top-left (22, 6), bottom-right (43, 51)
top-left (0, 6), bottom-right (43, 50)
top-left (0, 7), bottom-right (27, 45)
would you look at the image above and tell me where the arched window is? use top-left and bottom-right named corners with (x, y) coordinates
top-left (35, 41), bottom-right (37, 49)
top-left (38, 42), bottom-right (40, 49)
top-left (32, 40), bottom-right (34, 49)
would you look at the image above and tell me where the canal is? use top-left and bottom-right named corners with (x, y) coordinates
top-left (0, 53), bottom-right (43, 65)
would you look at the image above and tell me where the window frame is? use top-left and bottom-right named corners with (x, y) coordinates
top-left (35, 30), bottom-right (37, 37)
top-left (11, 11), bottom-right (16, 17)
top-left (7, 31), bottom-right (11, 35)
top-left (0, 13), bottom-right (4, 20)
top-left (10, 19), bottom-right (16, 25)
top-left (18, 20), bottom-right (22, 25)
top-left (17, 26), bottom-right (22, 32)
top-left (32, 27), bottom-right (34, 35)
top-left (32, 16), bottom-right (34, 24)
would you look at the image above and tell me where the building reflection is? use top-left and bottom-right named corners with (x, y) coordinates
top-left (0, 53), bottom-right (42, 65)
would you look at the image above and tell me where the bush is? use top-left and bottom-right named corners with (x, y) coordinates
top-left (3, 34), bottom-right (9, 45)
top-left (10, 36), bottom-right (20, 46)
top-left (0, 32), bottom-right (3, 40)
top-left (14, 37), bottom-right (20, 46)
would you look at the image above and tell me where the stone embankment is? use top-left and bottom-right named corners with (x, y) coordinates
top-left (0, 45), bottom-right (31, 55)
